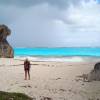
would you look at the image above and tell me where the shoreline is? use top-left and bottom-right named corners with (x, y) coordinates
top-left (14, 56), bottom-right (100, 63)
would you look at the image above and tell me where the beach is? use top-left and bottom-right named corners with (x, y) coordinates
top-left (0, 57), bottom-right (100, 100)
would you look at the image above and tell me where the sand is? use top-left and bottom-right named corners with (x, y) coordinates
top-left (0, 58), bottom-right (100, 100)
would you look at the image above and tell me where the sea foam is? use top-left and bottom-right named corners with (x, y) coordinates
top-left (14, 56), bottom-right (84, 62)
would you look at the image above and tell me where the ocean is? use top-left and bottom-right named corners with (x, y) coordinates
top-left (14, 47), bottom-right (100, 57)
top-left (14, 47), bottom-right (100, 62)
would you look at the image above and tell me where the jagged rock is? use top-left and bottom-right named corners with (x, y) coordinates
top-left (0, 24), bottom-right (14, 58)
top-left (78, 63), bottom-right (100, 82)
top-left (94, 63), bottom-right (100, 72)
top-left (87, 63), bottom-right (100, 81)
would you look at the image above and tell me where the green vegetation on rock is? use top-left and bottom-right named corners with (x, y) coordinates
top-left (0, 91), bottom-right (32, 100)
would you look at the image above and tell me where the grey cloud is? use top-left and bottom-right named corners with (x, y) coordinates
top-left (0, 0), bottom-right (90, 8)
top-left (1, 0), bottom-right (100, 47)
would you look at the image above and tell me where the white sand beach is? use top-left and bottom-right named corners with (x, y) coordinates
top-left (0, 57), bottom-right (100, 100)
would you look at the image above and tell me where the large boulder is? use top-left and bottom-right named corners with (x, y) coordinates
top-left (88, 62), bottom-right (100, 81)
top-left (94, 62), bottom-right (100, 71)
top-left (0, 24), bottom-right (14, 58)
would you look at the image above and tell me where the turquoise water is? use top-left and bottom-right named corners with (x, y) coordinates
top-left (14, 47), bottom-right (100, 57)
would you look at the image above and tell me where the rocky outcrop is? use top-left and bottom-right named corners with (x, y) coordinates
top-left (77, 62), bottom-right (100, 82)
top-left (88, 62), bottom-right (100, 81)
top-left (0, 24), bottom-right (14, 58)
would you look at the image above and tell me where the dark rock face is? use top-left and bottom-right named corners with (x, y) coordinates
top-left (0, 24), bottom-right (14, 58)
top-left (87, 62), bottom-right (100, 81)
top-left (94, 63), bottom-right (100, 72)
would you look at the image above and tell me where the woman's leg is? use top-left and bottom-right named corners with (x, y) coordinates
top-left (28, 70), bottom-right (30, 80)
top-left (25, 70), bottom-right (27, 80)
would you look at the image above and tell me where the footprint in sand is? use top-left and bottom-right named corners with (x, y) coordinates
top-left (40, 96), bottom-right (52, 100)
top-left (51, 77), bottom-right (62, 80)
top-left (20, 85), bottom-right (32, 88)
top-left (59, 89), bottom-right (66, 92)
top-left (34, 86), bottom-right (37, 88)
top-left (48, 88), bottom-right (58, 94)
top-left (56, 78), bottom-right (61, 80)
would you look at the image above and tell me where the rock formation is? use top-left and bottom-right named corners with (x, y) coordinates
top-left (0, 24), bottom-right (14, 58)
top-left (80, 62), bottom-right (100, 82)
top-left (88, 62), bottom-right (100, 81)
top-left (77, 62), bottom-right (100, 82)
top-left (94, 62), bottom-right (100, 71)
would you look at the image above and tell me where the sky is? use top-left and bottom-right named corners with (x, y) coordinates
top-left (0, 0), bottom-right (100, 47)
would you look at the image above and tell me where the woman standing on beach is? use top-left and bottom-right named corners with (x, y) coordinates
top-left (24, 59), bottom-right (31, 80)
